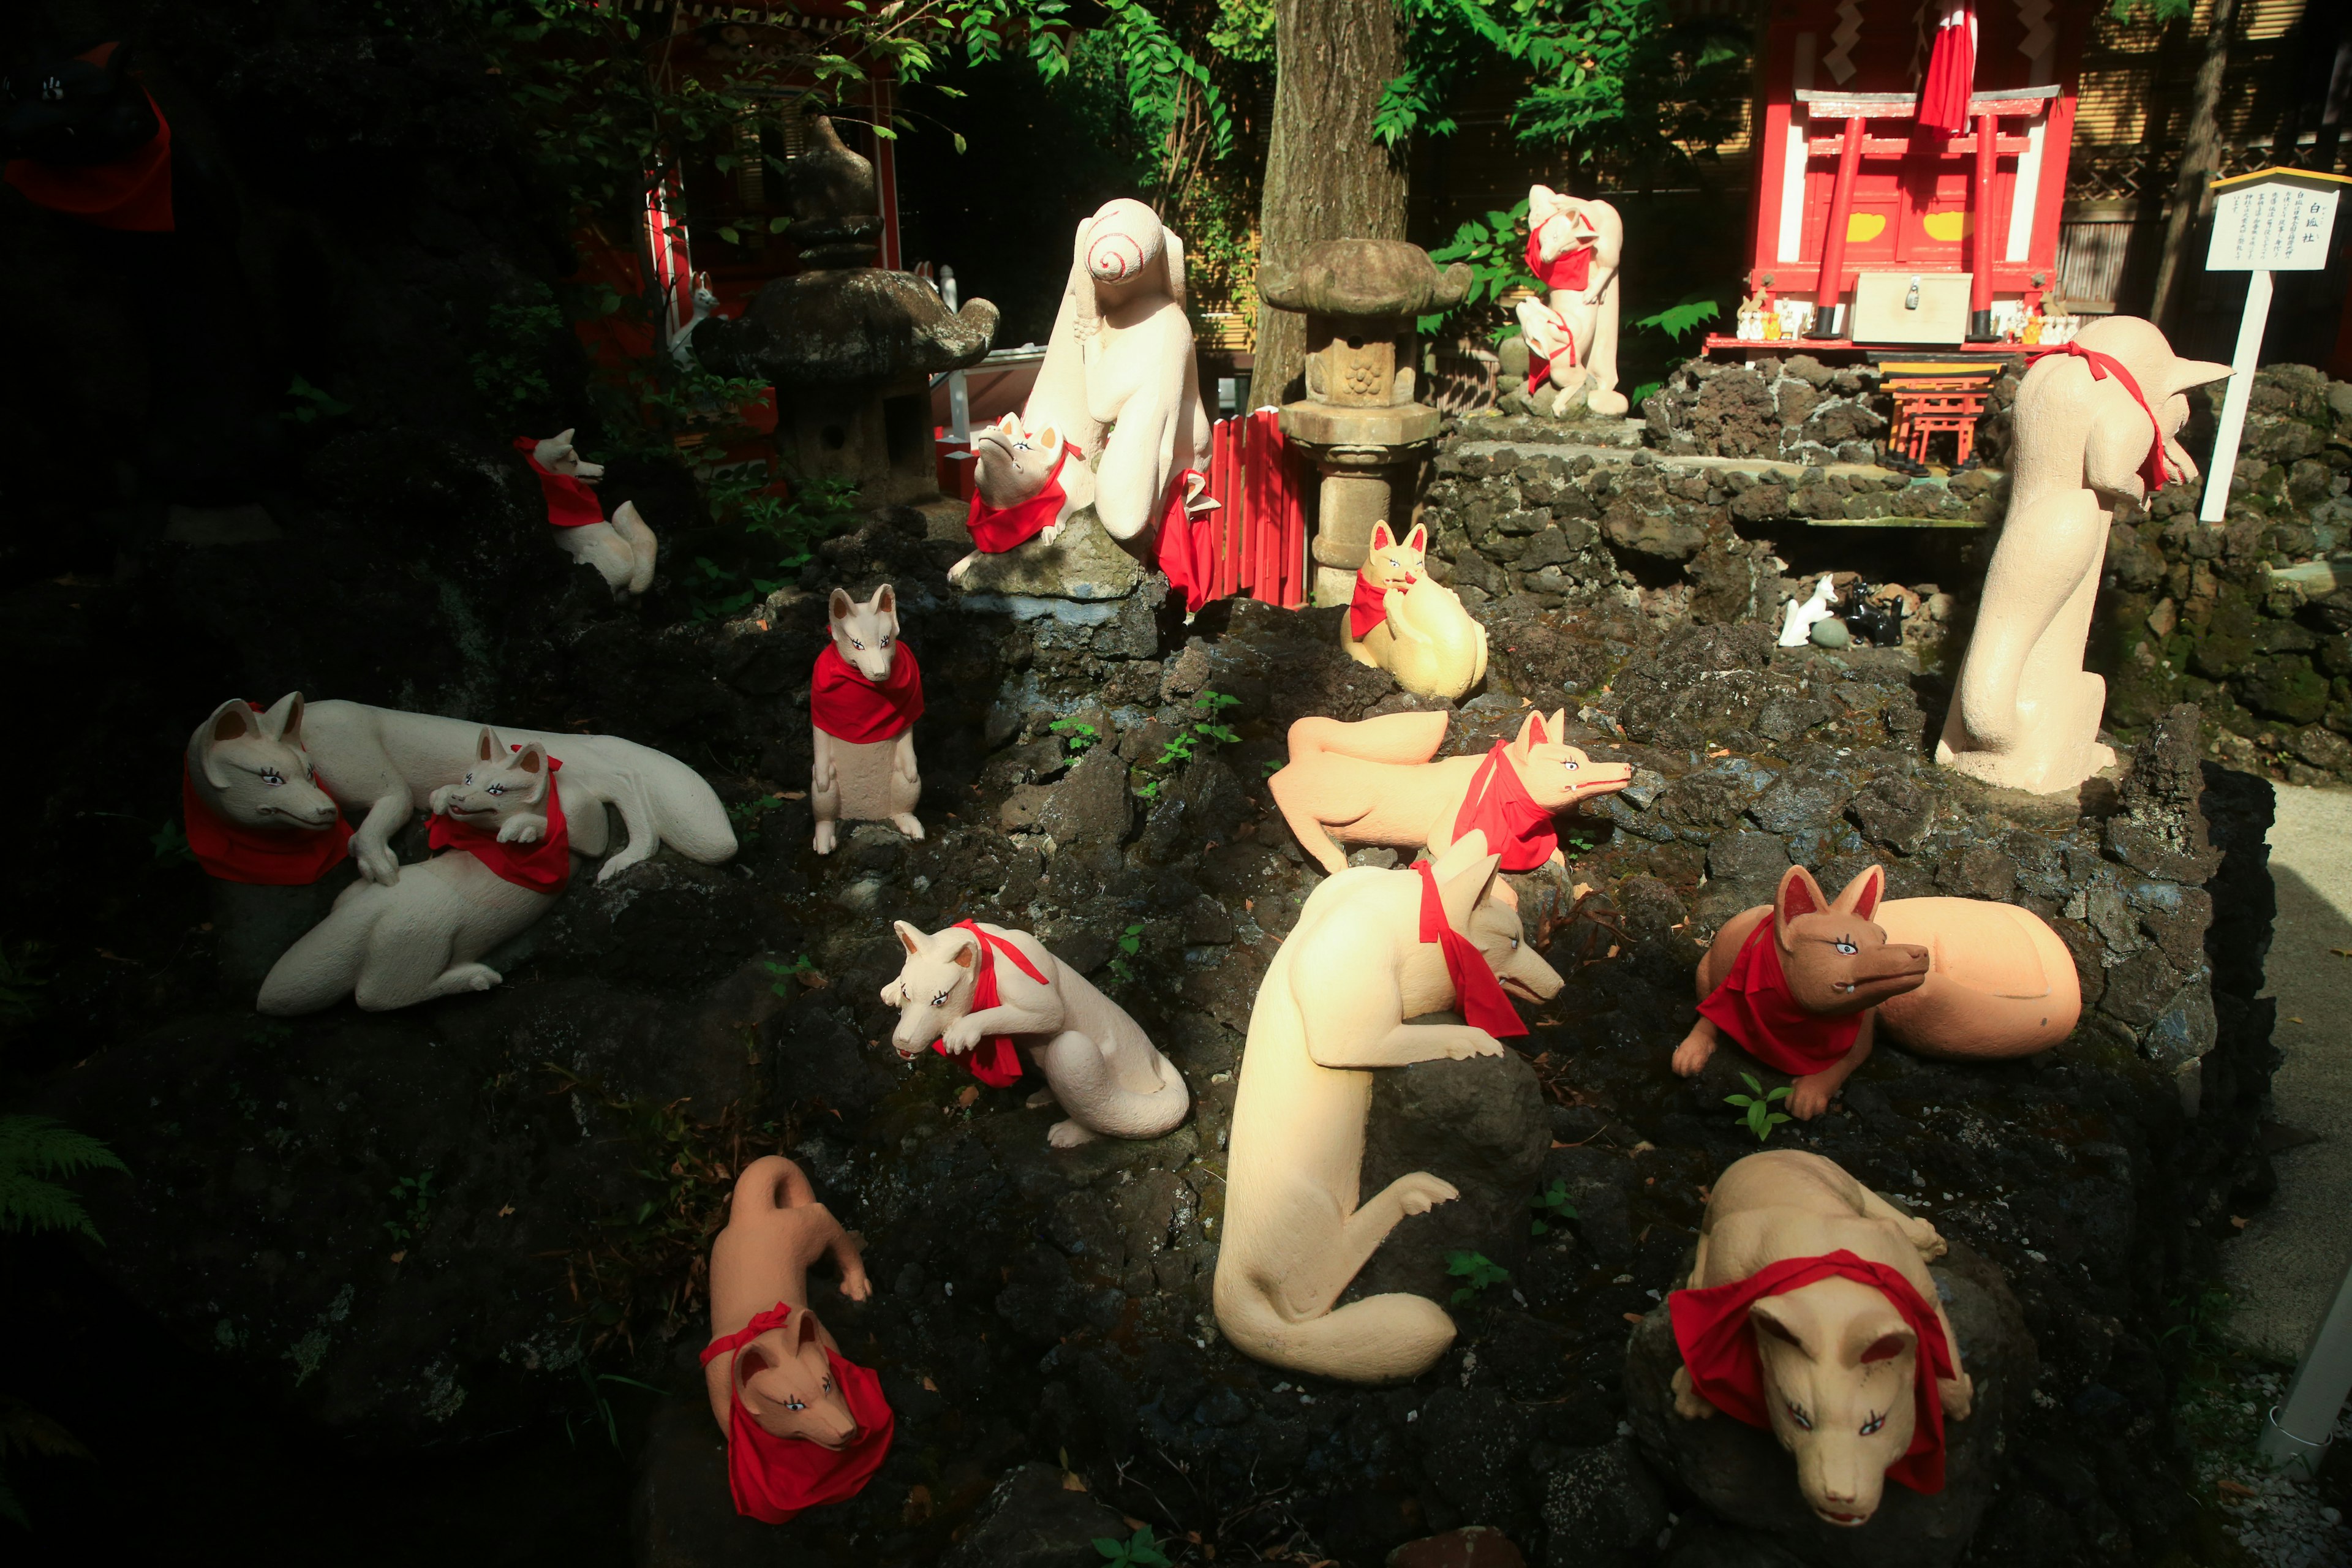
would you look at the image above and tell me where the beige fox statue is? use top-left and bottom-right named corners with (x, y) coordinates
top-left (950, 412), bottom-right (1080, 583)
top-left (1213, 832), bottom-right (1564, 1382)
top-left (520, 429), bottom-right (658, 598)
top-left (1525, 186), bottom-right (1626, 417)
top-left (1342, 521), bottom-right (1489, 701)
top-left (810, 584), bottom-right (924, 854)
top-left (256, 729), bottom-right (568, 1014)
top-left (1270, 709), bottom-right (1632, 881)
top-left (881, 920), bottom-right (1189, 1147)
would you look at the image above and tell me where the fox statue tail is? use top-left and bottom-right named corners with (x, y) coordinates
top-left (562, 738), bottom-right (738, 882)
top-left (1284, 712), bottom-right (1449, 768)
top-left (1212, 1273), bottom-right (1457, 1384)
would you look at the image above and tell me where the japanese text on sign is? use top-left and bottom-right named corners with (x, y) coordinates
top-left (2207, 184), bottom-right (2340, 272)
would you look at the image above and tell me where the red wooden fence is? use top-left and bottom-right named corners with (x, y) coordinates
top-left (1200, 409), bottom-right (1308, 611)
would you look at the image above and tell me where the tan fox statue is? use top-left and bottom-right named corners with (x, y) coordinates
top-left (881, 920), bottom-right (1189, 1147)
top-left (1343, 522), bottom-right (1490, 701)
top-left (256, 729), bottom-right (570, 1014)
top-left (1270, 709), bottom-right (1632, 882)
top-left (1213, 832), bottom-right (1564, 1383)
top-left (810, 584), bottom-right (923, 854)
top-left (1525, 186), bottom-right (1626, 417)
top-left (702, 1156), bottom-right (892, 1525)
top-left (1673, 864), bottom-right (2081, 1119)
top-left (1668, 1150), bottom-right (1973, 1529)
top-left (517, 429), bottom-right (658, 598)
top-left (951, 412), bottom-right (1079, 583)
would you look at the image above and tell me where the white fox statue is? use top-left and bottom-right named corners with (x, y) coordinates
top-left (951, 412), bottom-right (1079, 583)
top-left (810, 584), bottom-right (924, 854)
top-left (257, 728), bottom-right (570, 1014)
top-left (516, 429), bottom-right (658, 598)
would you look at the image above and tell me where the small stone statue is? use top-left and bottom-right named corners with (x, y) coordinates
top-left (1270, 710), bottom-right (1630, 880)
top-left (810, 584), bottom-right (922, 854)
top-left (1936, 317), bottom-right (2226, 793)
top-left (514, 431), bottom-right (658, 598)
top-left (1525, 186), bottom-right (1626, 416)
top-left (1672, 864), bottom-right (2080, 1118)
top-left (1213, 833), bottom-right (1562, 1383)
top-left (701, 1156), bottom-right (891, 1525)
top-left (1668, 1150), bottom-right (1973, 1529)
top-left (256, 729), bottom-right (570, 1014)
top-left (881, 920), bottom-right (1189, 1147)
top-left (1777, 575), bottom-right (1838, 648)
top-left (950, 412), bottom-right (1075, 583)
top-left (1343, 521), bottom-right (1490, 700)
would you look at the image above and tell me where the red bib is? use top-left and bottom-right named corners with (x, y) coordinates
top-left (1452, 741), bottom-right (1559, 875)
top-left (1669, 1249), bottom-right (1956, 1494)
top-left (1695, 917), bottom-right (1861, 1075)
top-left (1155, 469), bottom-right (1214, 614)
top-left (933, 920), bottom-right (1049, 1088)
top-left (699, 1303), bottom-right (895, 1525)
top-left (1349, 571), bottom-right (1413, 639)
top-left (811, 643), bottom-right (923, 744)
top-left (428, 755), bottom-right (572, 894)
top-left (965, 447), bottom-right (1071, 554)
top-left (181, 762), bottom-right (352, 886)
top-left (1525, 228), bottom-right (1593, 294)
top-left (511, 438), bottom-right (605, 528)
top-left (1414, 860), bottom-right (1527, 1039)
top-left (2027, 342), bottom-right (2172, 494)
top-left (3, 78), bottom-right (174, 233)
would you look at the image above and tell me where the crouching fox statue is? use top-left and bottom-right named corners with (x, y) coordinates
top-left (515, 430), bottom-right (659, 598)
top-left (1341, 522), bottom-right (1488, 701)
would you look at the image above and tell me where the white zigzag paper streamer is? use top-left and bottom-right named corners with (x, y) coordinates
top-left (1826, 0), bottom-right (1863, 85)
top-left (2016, 0), bottom-right (2054, 71)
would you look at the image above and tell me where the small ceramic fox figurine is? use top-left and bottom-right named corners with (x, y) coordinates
top-left (810, 584), bottom-right (923, 854)
top-left (702, 1156), bottom-right (892, 1525)
top-left (1343, 521), bottom-right (1489, 701)
top-left (1673, 864), bottom-right (2081, 1117)
top-left (952, 412), bottom-right (1079, 582)
top-left (514, 430), bottom-right (658, 598)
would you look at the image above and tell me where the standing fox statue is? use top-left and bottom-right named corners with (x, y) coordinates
top-left (811, 584), bottom-right (923, 854)
top-left (514, 431), bottom-right (659, 598)
top-left (1270, 710), bottom-right (1631, 880)
top-left (881, 920), bottom-right (1189, 1147)
top-left (256, 729), bottom-right (570, 1014)
top-left (1673, 864), bottom-right (2080, 1118)
top-left (1214, 832), bottom-right (1563, 1382)
top-left (1517, 186), bottom-right (1626, 417)
top-left (1669, 1150), bottom-right (1974, 1529)
top-left (1343, 522), bottom-right (1488, 701)
top-left (701, 1156), bottom-right (892, 1525)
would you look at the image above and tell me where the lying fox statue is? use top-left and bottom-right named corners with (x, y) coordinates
top-left (1213, 832), bottom-right (1563, 1383)
top-left (1673, 863), bottom-right (2081, 1118)
top-left (1270, 709), bottom-right (1631, 882)
top-left (516, 430), bottom-right (658, 598)
top-left (1669, 1150), bottom-right (1973, 1529)
top-left (257, 729), bottom-right (569, 1014)
top-left (702, 1156), bottom-right (892, 1525)
top-left (882, 919), bottom-right (1188, 1147)
top-left (1343, 522), bottom-right (1488, 701)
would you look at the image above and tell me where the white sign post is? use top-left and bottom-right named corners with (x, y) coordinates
top-left (2198, 169), bottom-right (2348, 524)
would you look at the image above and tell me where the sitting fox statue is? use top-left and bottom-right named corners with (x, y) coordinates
top-left (812, 584), bottom-right (924, 853)
top-left (882, 919), bottom-right (1189, 1147)
top-left (951, 412), bottom-right (1079, 582)
top-left (1669, 1150), bottom-right (1973, 1529)
top-left (1271, 709), bottom-right (1631, 883)
top-left (256, 729), bottom-right (570, 1014)
top-left (1343, 522), bottom-right (1489, 701)
top-left (1673, 863), bottom-right (2080, 1118)
top-left (702, 1156), bottom-right (892, 1525)
top-left (515, 430), bottom-right (658, 599)
top-left (1213, 832), bottom-right (1564, 1382)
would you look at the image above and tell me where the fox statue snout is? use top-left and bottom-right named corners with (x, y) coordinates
top-left (736, 1311), bottom-right (863, 1450)
top-left (1784, 936), bottom-right (1931, 1016)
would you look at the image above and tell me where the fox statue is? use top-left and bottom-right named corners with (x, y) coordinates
top-left (1271, 710), bottom-right (1631, 884)
top-left (1673, 863), bottom-right (2081, 1119)
top-left (1523, 185), bottom-right (1626, 417)
top-left (182, 696), bottom-right (351, 886)
top-left (1342, 521), bottom-right (1489, 701)
top-left (516, 429), bottom-right (659, 599)
top-left (951, 412), bottom-right (1079, 582)
top-left (1669, 1150), bottom-right (1973, 1529)
top-left (1213, 832), bottom-right (1564, 1382)
top-left (881, 919), bottom-right (1189, 1147)
top-left (256, 729), bottom-right (568, 1014)
top-left (702, 1156), bottom-right (893, 1524)
top-left (810, 584), bottom-right (924, 854)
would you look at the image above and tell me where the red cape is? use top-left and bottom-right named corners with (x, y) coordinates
top-left (511, 438), bottom-right (605, 528)
top-left (965, 448), bottom-right (1069, 554)
top-left (181, 761), bottom-right (352, 886)
top-left (427, 755), bottom-right (571, 894)
top-left (2028, 342), bottom-right (2172, 494)
top-left (1526, 228), bottom-right (1593, 295)
top-left (699, 1303), bottom-right (895, 1525)
top-left (1669, 1249), bottom-right (1956, 1494)
top-left (1155, 469), bottom-right (1214, 614)
top-left (1349, 570), bottom-right (1413, 639)
top-left (1452, 739), bottom-right (1559, 874)
top-left (2, 80), bottom-right (173, 233)
top-left (931, 920), bottom-right (1047, 1088)
top-left (1415, 859), bottom-right (1527, 1039)
top-left (1695, 917), bottom-right (1861, 1075)
top-left (810, 643), bottom-right (924, 744)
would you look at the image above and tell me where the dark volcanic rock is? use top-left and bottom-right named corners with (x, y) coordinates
top-left (941, 1463), bottom-right (1134, 1568)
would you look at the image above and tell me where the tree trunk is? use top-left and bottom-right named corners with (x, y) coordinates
top-left (1246, 0), bottom-right (1408, 409)
top-left (2149, 0), bottom-right (2239, 331)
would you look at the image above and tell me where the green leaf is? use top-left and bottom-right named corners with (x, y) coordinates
top-left (717, 226), bottom-right (742, 246)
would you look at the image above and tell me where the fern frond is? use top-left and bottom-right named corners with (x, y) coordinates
top-left (0, 1173), bottom-right (102, 1243)
top-left (0, 1117), bottom-right (127, 1181)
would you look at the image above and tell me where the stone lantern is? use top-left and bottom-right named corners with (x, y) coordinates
top-left (1259, 240), bottom-right (1471, 606)
top-left (691, 111), bottom-right (998, 505)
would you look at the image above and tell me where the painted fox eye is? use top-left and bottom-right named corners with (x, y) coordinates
top-left (1562, 760), bottom-right (1578, 771)
top-left (1859, 1409), bottom-right (1887, 1436)
top-left (488, 785), bottom-right (506, 795)
top-left (260, 769), bottom-right (285, 786)
top-left (931, 990), bottom-right (949, 1007)
top-left (851, 638), bottom-right (864, 650)
top-left (1834, 938), bottom-right (1858, 956)
top-left (1785, 1401), bottom-right (1814, 1431)
top-left (784, 1396), bottom-right (806, 1411)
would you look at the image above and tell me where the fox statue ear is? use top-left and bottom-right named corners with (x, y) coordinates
top-left (1511, 710), bottom-right (1548, 754)
top-left (1368, 521), bottom-right (1395, 553)
top-left (829, 587), bottom-right (854, 622)
top-left (1834, 862), bottom-right (1885, 921)
top-left (1429, 831), bottom-right (1502, 933)
top-left (259, 692), bottom-right (306, 744)
top-left (200, 699), bottom-right (262, 788)
top-left (947, 929), bottom-right (979, 970)
top-left (476, 726), bottom-right (500, 762)
top-left (1773, 865), bottom-right (1830, 947)
top-left (1546, 709), bottom-right (1567, 742)
top-left (1404, 522), bottom-right (1428, 554)
top-left (997, 411), bottom-right (1020, 433)
top-left (1038, 425), bottom-right (1059, 450)
top-left (895, 920), bottom-right (925, 956)
top-left (872, 582), bottom-right (897, 619)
